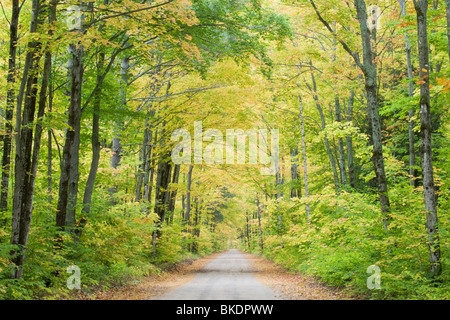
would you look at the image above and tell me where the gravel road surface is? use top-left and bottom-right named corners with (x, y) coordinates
top-left (157, 249), bottom-right (282, 300)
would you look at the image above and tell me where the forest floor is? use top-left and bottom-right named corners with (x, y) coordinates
top-left (72, 249), bottom-right (361, 300)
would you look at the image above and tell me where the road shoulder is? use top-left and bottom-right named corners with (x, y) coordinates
top-left (244, 252), bottom-right (359, 300)
top-left (72, 252), bottom-right (223, 300)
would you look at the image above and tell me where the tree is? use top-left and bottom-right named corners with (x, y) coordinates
top-left (1, 0), bottom-right (20, 216)
top-left (309, 0), bottom-right (390, 228)
top-left (398, 0), bottom-right (418, 187)
top-left (10, 0), bottom-right (42, 279)
top-left (413, 0), bottom-right (442, 278)
top-left (308, 69), bottom-right (340, 192)
top-left (298, 65), bottom-right (311, 224)
top-left (346, 90), bottom-right (357, 188)
top-left (56, 38), bottom-right (84, 232)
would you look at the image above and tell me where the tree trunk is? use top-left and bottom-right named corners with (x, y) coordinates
top-left (181, 173), bottom-right (186, 218)
top-left (66, 81), bottom-right (82, 229)
top-left (26, 0), bottom-right (57, 206)
top-left (246, 211), bottom-right (251, 250)
top-left (346, 91), bottom-right (357, 188)
top-left (413, 0), bottom-right (442, 278)
top-left (256, 196), bottom-right (263, 252)
top-left (182, 163), bottom-right (194, 251)
top-left (109, 56), bottom-right (129, 199)
top-left (144, 128), bottom-right (157, 208)
top-left (135, 120), bottom-right (149, 202)
top-left (56, 42), bottom-right (83, 231)
top-left (151, 152), bottom-right (172, 253)
top-left (136, 108), bottom-right (155, 202)
top-left (10, 0), bottom-right (42, 279)
top-left (22, 0), bottom-right (56, 248)
top-left (309, 71), bottom-right (340, 191)
top-left (168, 164), bottom-right (180, 223)
top-left (191, 197), bottom-right (201, 254)
top-left (298, 66), bottom-right (311, 224)
top-left (1, 0), bottom-right (20, 216)
top-left (399, 0), bottom-right (418, 187)
top-left (76, 49), bottom-right (105, 238)
top-left (290, 146), bottom-right (301, 198)
top-left (184, 165), bottom-right (194, 226)
top-left (47, 85), bottom-right (53, 204)
top-left (335, 97), bottom-right (348, 186)
top-left (276, 162), bottom-right (282, 233)
top-left (355, 0), bottom-right (390, 228)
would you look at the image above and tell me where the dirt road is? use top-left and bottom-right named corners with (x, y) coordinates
top-left (78, 249), bottom-right (355, 300)
top-left (155, 249), bottom-right (282, 300)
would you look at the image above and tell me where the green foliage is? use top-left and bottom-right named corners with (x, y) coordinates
top-left (254, 183), bottom-right (450, 299)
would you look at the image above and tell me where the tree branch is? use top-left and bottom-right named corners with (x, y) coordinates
top-left (308, 0), bottom-right (364, 71)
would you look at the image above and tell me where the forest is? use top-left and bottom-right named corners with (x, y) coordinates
top-left (0, 0), bottom-right (449, 300)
